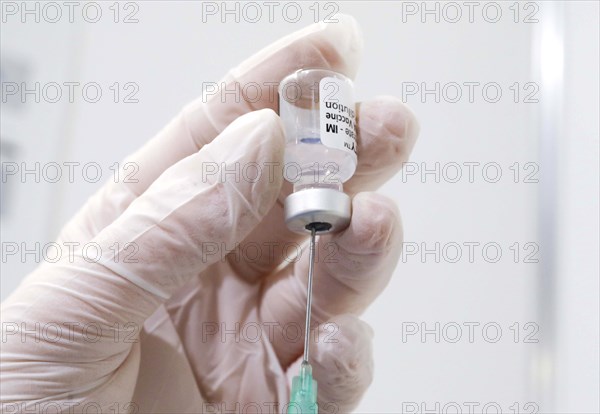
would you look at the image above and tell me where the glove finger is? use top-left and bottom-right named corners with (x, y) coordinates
top-left (286, 314), bottom-right (374, 414)
top-left (0, 110), bottom-right (284, 401)
top-left (229, 96), bottom-right (418, 283)
top-left (261, 192), bottom-right (402, 367)
top-left (57, 15), bottom-right (362, 246)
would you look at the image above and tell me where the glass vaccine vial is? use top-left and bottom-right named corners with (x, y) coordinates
top-left (279, 69), bottom-right (357, 234)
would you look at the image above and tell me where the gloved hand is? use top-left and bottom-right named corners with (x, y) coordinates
top-left (0, 15), bottom-right (419, 413)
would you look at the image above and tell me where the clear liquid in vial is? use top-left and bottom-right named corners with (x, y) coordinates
top-left (284, 138), bottom-right (357, 191)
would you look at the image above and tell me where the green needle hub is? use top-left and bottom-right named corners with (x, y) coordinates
top-left (288, 362), bottom-right (318, 414)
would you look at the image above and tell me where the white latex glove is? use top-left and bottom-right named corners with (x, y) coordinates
top-left (0, 15), bottom-right (419, 413)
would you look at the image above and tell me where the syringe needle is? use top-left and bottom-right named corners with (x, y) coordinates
top-left (288, 226), bottom-right (319, 414)
top-left (303, 226), bottom-right (317, 364)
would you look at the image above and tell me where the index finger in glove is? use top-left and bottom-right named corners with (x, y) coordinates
top-left (58, 16), bottom-right (363, 246)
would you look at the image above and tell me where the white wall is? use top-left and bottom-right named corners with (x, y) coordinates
top-left (1, 1), bottom-right (598, 412)
top-left (555, 2), bottom-right (600, 412)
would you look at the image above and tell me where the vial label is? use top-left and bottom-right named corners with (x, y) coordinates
top-left (319, 77), bottom-right (357, 154)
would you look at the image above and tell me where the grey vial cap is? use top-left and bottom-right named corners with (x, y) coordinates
top-left (284, 188), bottom-right (351, 234)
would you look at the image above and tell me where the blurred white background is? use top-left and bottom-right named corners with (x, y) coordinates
top-left (1, 1), bottom-right (598, 413)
